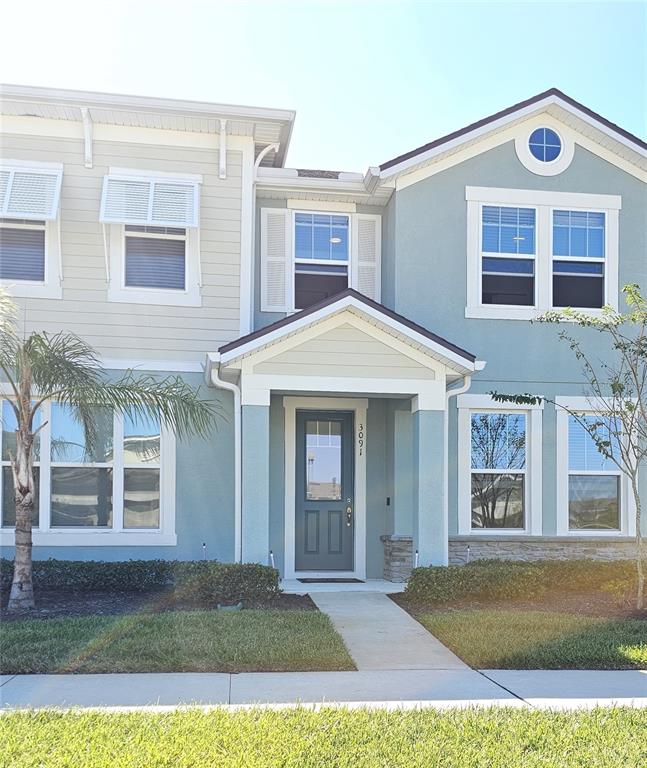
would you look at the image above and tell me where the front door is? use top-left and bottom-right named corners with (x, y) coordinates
top-left (295, 410), bottom-right (354, 571)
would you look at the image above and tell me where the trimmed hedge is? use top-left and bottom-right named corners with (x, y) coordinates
top-left (404, 559), bottom-right (638, 605)
top-left (0, 559), bottom-right (280, 604)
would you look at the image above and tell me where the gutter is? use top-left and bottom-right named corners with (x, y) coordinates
top-left (442, 368), bottom-right (483, 564)
top-left (205, 353), bottom-right (242, 563)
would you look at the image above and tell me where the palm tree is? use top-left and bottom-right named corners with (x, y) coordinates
top-left (0, 288), bottom-right (217, 612)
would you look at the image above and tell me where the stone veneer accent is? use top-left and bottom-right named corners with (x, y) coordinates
top-left (449, 536), bottom-right (637, 565)
top-left (380, 534), bottom-right (414, 582)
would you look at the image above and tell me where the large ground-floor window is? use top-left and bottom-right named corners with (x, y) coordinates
top-left (0, 398), bottom-right (176, 545)
top-left (457, 394), bottom-right (543, 536)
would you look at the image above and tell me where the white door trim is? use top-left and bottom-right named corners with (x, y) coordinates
top-left (283, 396), bottom-right (368, 581)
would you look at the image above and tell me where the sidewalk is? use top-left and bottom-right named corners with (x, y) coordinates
top-left (1, 669), bottom-right (645, 710)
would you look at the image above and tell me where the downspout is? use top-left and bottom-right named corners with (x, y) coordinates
top-left (443, 374), bottom-right (474, 565)
top-left (207, 355), bottom-right (242, 563)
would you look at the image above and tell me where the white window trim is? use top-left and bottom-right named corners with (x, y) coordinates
top-left (457, 394), bottom-right (543, 536)
top-left (465, 187), bottom-right (621, 321)
top-left (107, 224), bottom-right (201, 307)
top-left (555, 396), bottom-right (635, 537)
top-left (0, 218), bottom-right (63, 300)
top-left (0, 398), bottom-right (176, 546)
top-left (514, 119), bottom-right (575, 176)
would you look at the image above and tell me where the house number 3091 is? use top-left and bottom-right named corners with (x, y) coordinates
top-left (358, 424), bottom-right (364, 456)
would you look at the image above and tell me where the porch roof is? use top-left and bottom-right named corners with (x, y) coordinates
top-left (218, 289), bottom-right (480, 376)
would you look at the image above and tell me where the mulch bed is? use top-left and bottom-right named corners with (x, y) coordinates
top-left (0, 589), bottom-right (316, 622)
top-left (391, 590), bottom-right (647, 620)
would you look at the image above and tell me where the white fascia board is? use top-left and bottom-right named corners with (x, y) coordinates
top-left (380, 94), bottom-right (647, 180)
top-left (220, 296), bottom-right (476, 373)
top-left (0, 83), bottom-right (296, 125)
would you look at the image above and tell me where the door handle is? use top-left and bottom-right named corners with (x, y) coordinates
top-left (346, 505), bottom-right (352, 527)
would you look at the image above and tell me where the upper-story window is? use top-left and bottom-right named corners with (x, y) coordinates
top-left (481, 206), bottom-right (536, 306)
top-left (124, 226), bottom-right (187, 291)
top-left (528, 128), bottom-right (562, 163)
top-left (294, 213), bottom-right (350, 310)
top-left (0, 162), bottom-right (63, 299)
top-left (552, 210), bottom-right (605, 309)
top-left (100, 169), bottom-right (202, 307)
top-left (260, 207), bottom-right (381, 313)
top-left (466, 187), bottom-right (621, 320)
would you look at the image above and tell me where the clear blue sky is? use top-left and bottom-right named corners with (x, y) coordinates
top-left (1, 1), bottom-right (645, 170)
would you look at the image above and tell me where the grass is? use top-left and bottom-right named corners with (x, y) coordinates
top-left (1, 708), bottom-right (645, 767)
top-left (417, 610), bottom-right (647, 669)
top-left (0, 610), bottom-right (354, 674)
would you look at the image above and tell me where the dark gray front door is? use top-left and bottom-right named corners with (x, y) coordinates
top-left (295, 410), bottom-right (354, 571)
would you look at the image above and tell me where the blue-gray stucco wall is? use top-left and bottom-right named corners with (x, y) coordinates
top-left (0, 372), bottom-right (236, 562)
top-left (385, 140), bottom-right (647, 536)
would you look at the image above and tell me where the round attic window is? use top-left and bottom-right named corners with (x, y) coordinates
top-left (528, 127), bottom-right (562, 162)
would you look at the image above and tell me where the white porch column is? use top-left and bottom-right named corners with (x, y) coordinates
top-left (412, 397), bottom-right (447, 566)
top-left (241, 404), bottom-right (270, 564)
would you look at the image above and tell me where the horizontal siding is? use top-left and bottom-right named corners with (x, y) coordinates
top-left (254, 324), bottom-right (435, 379)
top-left (2, 131), bottom-right (244, 361)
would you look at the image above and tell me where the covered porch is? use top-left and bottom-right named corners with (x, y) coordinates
top-left (208, 290), bottom-right (481, 581)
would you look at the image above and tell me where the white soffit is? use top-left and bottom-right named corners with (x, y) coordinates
top-left (0, 84), bottom-right (295, 167)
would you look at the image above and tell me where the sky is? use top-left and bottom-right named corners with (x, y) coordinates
top-left (1, 1), bottom-right (645, 171)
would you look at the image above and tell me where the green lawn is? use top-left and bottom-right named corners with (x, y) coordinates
top-left (0, 610), bottom-right (354, 674)
top-left (418, 609), bottom-right (647, 669)
top-left (1, 708), bottom-right (645, 768)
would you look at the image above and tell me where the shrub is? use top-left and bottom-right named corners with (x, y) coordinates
top-left (404, 559), bottom-right (637, 605)
top-left (0, 558), bottom-right (280, 604)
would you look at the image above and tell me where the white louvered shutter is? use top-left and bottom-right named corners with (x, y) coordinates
top-left (352, 214), bottom-right (381, 301)
top-left (100, 176), bottom-right (199, 227)
top-left (261, 208), bottom-right (291, 312)
top-left (0, 167), bottom-right (63, 220)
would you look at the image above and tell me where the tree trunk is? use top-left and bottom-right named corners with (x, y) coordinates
top-left (8, 383), bottom-right (36, 612)
top-left (630, 474), bottom-right (644, 611)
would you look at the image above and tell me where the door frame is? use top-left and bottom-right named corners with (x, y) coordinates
top-left (283, 396), bottom-right (368, 581)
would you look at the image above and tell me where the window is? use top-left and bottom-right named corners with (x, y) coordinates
top-left (555, 397), bottom-right (632, 536)
top-left (457, 394), bottom-right (543, 535)
top-left (1, 401), bottom-right (40, 527)
top-left (481, 206), bottom-right (536, 306)
top-left (466, 188), bottom-right (621, 320)
top-left (294, 213), bottom-right (349, 310)
top-left (101, 169), bottom-right (202, 306)
top-left (50, 404), bottom-right (114, 527)
top-left (515, 123), bottom-right (573, 175)
top-left (528, 128), bottom-right (562, 162)
top-left (123, 412), bottom-right (161, 529)
top-left (552, 211), bottom-right (605, 308)
top-left (0, 219), bottom-right (45, 282)
top-left (260, 208), bottom-right (381, 313)
top-left (0, 162), bottom-right (63, 299)
top-left (568, 414), bottom-right (621, 531)
top-left (0, 399), bottom-right (175, 544)
top-left (124, 226), bottom-right (186, 291)
top-left (470, 412), bottom-right (526, 529)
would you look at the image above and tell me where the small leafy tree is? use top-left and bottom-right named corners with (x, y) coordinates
top-left (0, 288), bottom-right (218, 612)
top-left (493, 284), bottom-right (647, 609)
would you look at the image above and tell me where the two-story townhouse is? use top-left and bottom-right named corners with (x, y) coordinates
top-left (1, 85), bottom-right (646, 583)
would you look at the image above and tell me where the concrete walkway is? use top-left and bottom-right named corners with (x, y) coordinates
top-left (310, 592), bottom-right (466, 670)
top-left (1, 670), bottom-right (645, 710)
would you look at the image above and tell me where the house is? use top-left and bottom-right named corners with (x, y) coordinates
top-left (0, 84), bottom-right (645, 582)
